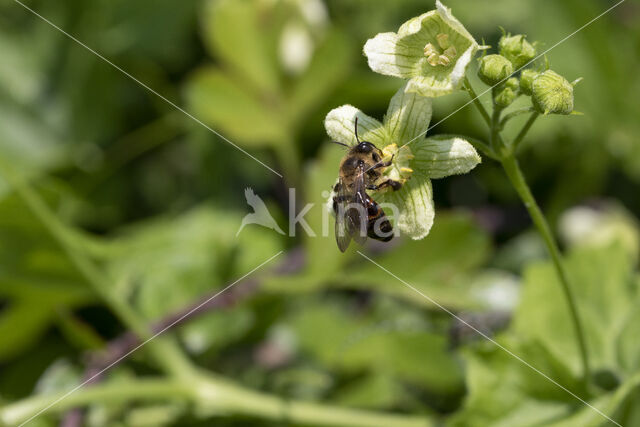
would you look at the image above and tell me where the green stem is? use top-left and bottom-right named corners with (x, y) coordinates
top-left (0, 374), bottom-right (432, 427)
top-left (0, 380), bottom-right (192, 426)
top-left (463, 77), bottom-right (491, 126)
top-left (0, 160), bottom-right (195, 379)
top-left (499, 107), bottom-right (535, 129)
top-left (511, 112), bottom-right (540, 152)
top-left (500, 156), bottom-right (590, 386)
top-left (490, 101), bottom-right (503, 152)
top-left (463, 80), bottom-right (591, 388)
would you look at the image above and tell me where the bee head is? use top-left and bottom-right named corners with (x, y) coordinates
top-left (353, 117), bottom-right (385, 164)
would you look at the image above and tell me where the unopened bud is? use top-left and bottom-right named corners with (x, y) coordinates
top-left (505, 77), bottom-right (519, 90)
top-left (531, 70), bottom-right (574, 115)
top-left (519, 69), bottom-right (539, 95)
top-left (494, 86), bottom-right (517, 108)
top-left (499, 34), bottom-right (536, 70)
top-left (477, 54), bottom-right (513, 86)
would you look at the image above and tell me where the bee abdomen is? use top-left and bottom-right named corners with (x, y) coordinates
top-left (366, 198), bottom-right (393, 242)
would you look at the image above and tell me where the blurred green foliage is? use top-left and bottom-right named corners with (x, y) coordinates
top-left (0, 0), bottom-right (639, 426)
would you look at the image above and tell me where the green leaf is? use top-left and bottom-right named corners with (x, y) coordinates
top-left (331, 214), bottom-right (492, 310)
top-left (302, 143), bottom-right (352, 275)
top-left (514, 244), bottom-right (638, 375)
top-left (0, 299), bottom-right (55, 362)
top-left (180, 309), bottom-right (254, 355)
top-left (201, 0), bottom-right (281, 95)
top-left (287, 30), bottom-right (353, 126)
top-left (289, 301), bottom-right (464, 395)
top-left (103, 207), bottom-right (282, 319)
top-left (185, 68), bottom-right (288, 147)
top-left (453, 244), bottom-right (640, 426)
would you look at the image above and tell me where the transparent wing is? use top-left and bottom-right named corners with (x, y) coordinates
top-left (334, 173), bottom-right (369, 252)
top-left (348, 164), bottom-right (368, 246)
top-left (335, 179), bottom-right (354, 252)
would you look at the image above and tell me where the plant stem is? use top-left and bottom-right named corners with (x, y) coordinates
top-left (500, 155), bottom-right (590, 386)
top-left (0, 160), bottom-right (195, 379)
top-left (0, 374), bottom-right (432, 427)
top-left (499, 107), bottom-right (535, 129)
top-left (511, 111), bottom-right (540, 152)
top-left (0, 380), bottom-right (192, 425)
top-left (463, 78), bottom-right (591, 387)
top-left (463, 77), bottom-right (491, 126)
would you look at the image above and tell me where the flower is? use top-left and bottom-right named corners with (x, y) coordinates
top-left (324, 85), bottom-right (481, 239)
top-left (363, 1), bottom-right (479, 97)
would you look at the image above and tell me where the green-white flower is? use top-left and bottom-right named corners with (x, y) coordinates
top-left (363, 1), bottom-right (479, 97)
top-left (324, 85), bottom-right (481, 239)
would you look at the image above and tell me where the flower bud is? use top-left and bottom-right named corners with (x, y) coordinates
top-left (505, 77), bottom-right (519, 90)
top-left (494, 87), bottom-right (517, 108)
top-left (477, 54), bottom-right (513, 86)
top-left (531, 70), bottom-right (574, 115)
top-left (519, 69), bottom-right (539, 95)
top-left (499, 34), bottom-right (536, 70)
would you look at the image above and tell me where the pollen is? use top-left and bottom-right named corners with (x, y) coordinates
top-left (382, 143), bottom-right (414, 183)
top-left (436, 33), bottom-right (450, 50)
top-left (423, 34), bottom-right (457, 67)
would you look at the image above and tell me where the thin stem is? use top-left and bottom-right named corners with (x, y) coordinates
top-left (511, 112), bottom-right (540, 152)
top-left (500, 155), bottom-right (590, 388)
top-left (0, 380), bottom-right (192, 425)
top-left (0, 374), bottom-right (432, 427)
top-left (464, 82), bottom-right (591, 387)
top-left (463, 77), bottom-right (491, 126)
top-left (0, 160), bottom-right (195, 379)
top-left (490, 102), bottom-right (503, 151)
top-left (499, 107), bottom-right (535, 129)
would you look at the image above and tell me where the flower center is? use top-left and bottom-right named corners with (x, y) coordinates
top-left (423, 33), bottom-right (457, 67)
top-left (381, 143), bottom-right (414, 186)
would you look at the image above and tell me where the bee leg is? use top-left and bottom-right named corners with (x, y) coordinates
top-left (371, 154), bottom-right (395, 170)
top-left (367, 179), bottom-right (402, 191)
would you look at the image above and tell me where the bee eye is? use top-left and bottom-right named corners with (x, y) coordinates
top-left (356, 141), bottom-right (374, 153)
top-left (372, 153), bottom-right (380, 162)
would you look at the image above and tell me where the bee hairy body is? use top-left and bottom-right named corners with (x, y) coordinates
top-left (331, 118), bottom-right (402, 252)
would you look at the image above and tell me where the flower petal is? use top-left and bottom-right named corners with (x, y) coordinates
top-left (363, 33), bottom-right (417, 78)
top-left (412, 135), bottom-right (481, 179)
top-left (436, 1), bottom-right (477, 46)
top-left (397, 12), bottom-right (436, 38)
top-left (379, 176), bottom-right (434, 240)
top-left (324, 105), bottom-right (387, 147)
top-left (384, 84), bottom-right (433, 145)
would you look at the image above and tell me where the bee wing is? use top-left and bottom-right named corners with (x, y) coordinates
top-left (335, 207), bottom-right (351, 253)
top-left (334, 171), bottom-right (368, 252)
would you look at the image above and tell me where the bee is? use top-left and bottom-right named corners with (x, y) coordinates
top-left (332, 118), bottom-right (403, 252)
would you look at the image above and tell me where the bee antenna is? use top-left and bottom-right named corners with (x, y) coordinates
top-left (354, 117), bottom-right (361, 144)
top-left (331, 140), bottom-right (348, 148)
